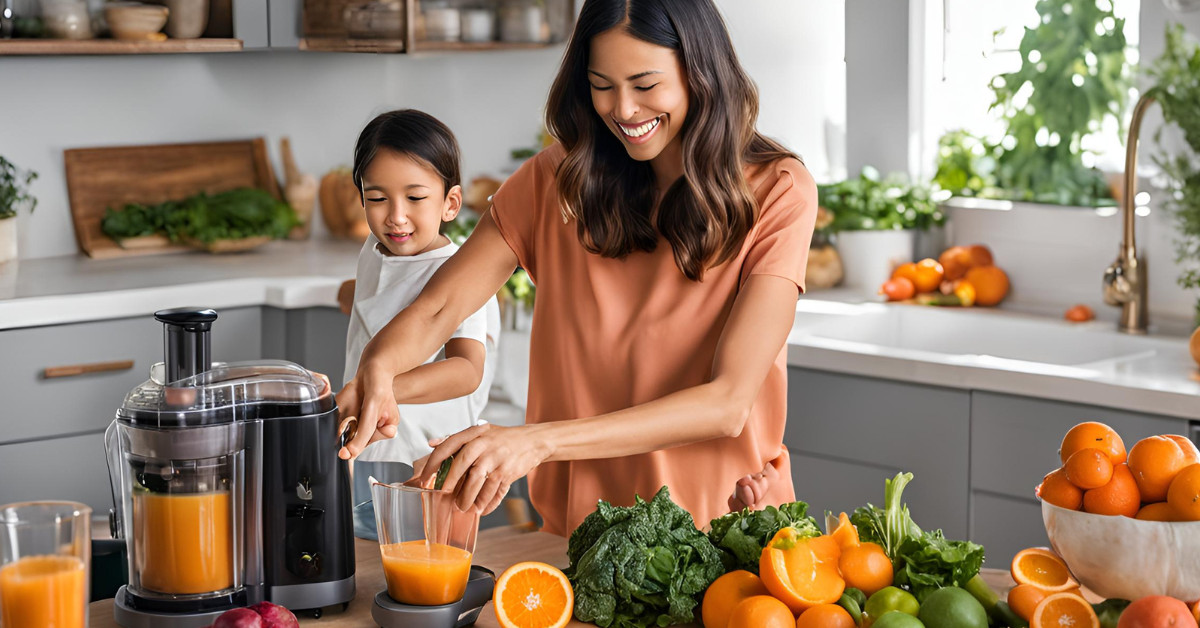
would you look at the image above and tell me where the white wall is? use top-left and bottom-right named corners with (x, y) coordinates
top-left (0, 0), bottom-right (847, 262)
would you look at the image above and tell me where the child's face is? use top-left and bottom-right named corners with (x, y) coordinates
top-left (587, 27), bottom-right (689, 165)
top-left (361, 149), bottom-right (462, 257)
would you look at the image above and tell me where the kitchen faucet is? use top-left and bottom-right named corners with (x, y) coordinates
top-left (1103, 93), bottom-right (1154, 334)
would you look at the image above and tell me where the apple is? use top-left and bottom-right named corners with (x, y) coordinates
top-left (249, 601), bottom-right (300, 628)
top-left (212, 608), bottom-right (265, 628)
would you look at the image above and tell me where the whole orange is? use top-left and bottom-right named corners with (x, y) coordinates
top-left (967, 244), bottom-right (994, 267)
top-left (1082, 463), bottom-right (1140, 517)
top-left (1135, 502), bottom-right (1184, 522)
top-left (880, 277), bottom-right (916, 302)
top-left (964, 265), bottom-right (1009, 306)
top-left (1165, 435), bottom-right (1200, 466)
top-left (727, 595), bottom-right (795, 628)
top-left (795, 604), bottom-right (855, 628)
top-left (837, 542), bottom-right (893, 597)
top-left (1064, 448), bottom-right (1115, 490)
top-left (1064, 305), bottom-right (1095, 322)
top-left (1128, 436), bottom-right (1189, 503)
top-left (938, 246), bottom-right (973, 281)
top-left (1037, 468), bottom-right (1083, 510)
top-left (702, 571), bottom-right (770, 628)
top-left (1060, 422), bottom-right (1126, 466)
top-left (1007, 584), bottom-right (1052, 621)
top-left (1167, 463), bottom-right (1200, 521)
top-left (1115, 595), bottom-right (1193, 628)
top-left (910, 258), bottom-right (945, 293)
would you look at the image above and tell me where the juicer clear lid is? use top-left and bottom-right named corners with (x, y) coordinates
top-left (117, 359), bottom-right (334, 427)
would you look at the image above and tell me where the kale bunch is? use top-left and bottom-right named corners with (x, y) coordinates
top-left (707, 501), bottom-right (821, 574)
top-left (566, 486), bottom-right (724, 628)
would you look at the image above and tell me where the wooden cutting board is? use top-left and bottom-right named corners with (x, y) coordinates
top-left (63, 138), bottom-right (282, 259)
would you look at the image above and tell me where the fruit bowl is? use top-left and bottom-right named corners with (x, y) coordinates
top-left (1042, 500), bottom-right (1200, 600)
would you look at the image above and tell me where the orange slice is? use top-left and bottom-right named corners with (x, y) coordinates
top-left (830, 512), bottom-right (859, 549)
top-left (759, 528), bottom-right (845, 615)
top-left (1011, 548), bottom-right (1078, 593)
top-left (493, 561), bottom-right (574, 628)
top-left (1029, 592), bottom-right (1099, 628)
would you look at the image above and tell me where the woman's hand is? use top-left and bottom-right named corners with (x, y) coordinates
top-left (416, 424), bottom-right (552, 514)
top-left (336, 367), bottom-right (401, 460)
top-left (727, 460), bottom-right (780, 512)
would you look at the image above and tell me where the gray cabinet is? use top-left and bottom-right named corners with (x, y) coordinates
top-left (262, 306), bottom-right (350, 391)
top-left (0, 432), bottom-right (111, 513)
top-left (968, 391), bottom-right (1189, 566)
top-left (786, 368), bottom-right (971, 539)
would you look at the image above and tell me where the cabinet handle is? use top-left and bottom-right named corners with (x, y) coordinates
top-left (43, 360), bottom-right (135, 379)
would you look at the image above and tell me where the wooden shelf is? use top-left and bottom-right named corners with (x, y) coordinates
top-left (300, 37), bottom-right (406, 53)
top-left (410, 39), bottom-right (558, 53)
top-left (0, 38), bottom-right (243, 55)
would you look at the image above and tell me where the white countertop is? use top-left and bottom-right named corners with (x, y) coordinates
top-left (1, 243), bottom-right (1196, 420)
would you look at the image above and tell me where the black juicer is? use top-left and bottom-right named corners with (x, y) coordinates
top-left (104, 307), bottom-right (355, 627)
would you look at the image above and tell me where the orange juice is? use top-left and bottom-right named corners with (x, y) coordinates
top-left (0, 555), bottom-right (86, 628)
top-left (134, 491), bottom-right (232, 594)
top-left (380, 540), bottom-right (473, 605)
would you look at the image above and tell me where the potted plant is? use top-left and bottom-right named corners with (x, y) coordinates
top-left (819, 167), bottom-right (945, 291)
top-left (1146, 23), bottom-right (1200, 325)
top-left (0, 156), bottom-right (37, 264)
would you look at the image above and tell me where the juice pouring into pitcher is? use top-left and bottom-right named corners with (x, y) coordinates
top-left (372, 480), bottom-right (480, 606)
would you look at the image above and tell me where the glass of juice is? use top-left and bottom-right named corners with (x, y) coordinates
top-left (0, 501), bottom-right (91, 628)
top-left (371, 482), bottom-right (479, 606)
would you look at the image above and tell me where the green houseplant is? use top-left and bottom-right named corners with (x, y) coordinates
top-left (937, 0), bottom-right (1131, 206)
top-left (1146, 23), bottom-right (1200, 323)
top-left (0, 156), bottom-right (38, 264)
top-left (819, 167), bottom-right (945, 290)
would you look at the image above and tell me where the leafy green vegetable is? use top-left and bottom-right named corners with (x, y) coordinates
top-left (101, 188), bottom-right (298, 245)
top-left (818, 168), bottom-right (945, 234)
top-left (707, 501), bottom-right (821, 574)
top-left (1093, 598), bottom-right (1130, 628)
top-left (566, 486), bottom-right (724, 628)
top-left (433, 455), bottom-right (453, 491)
top-left (851, 472), bottom-right (986, 603)
top-left (893, 530), bottom-right (986, 602)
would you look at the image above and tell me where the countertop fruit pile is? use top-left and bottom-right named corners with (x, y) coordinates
top-left (879, 244), bottom-right (1009, 307)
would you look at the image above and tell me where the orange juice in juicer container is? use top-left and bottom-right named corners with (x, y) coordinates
top-left (369, 481), bottom-right (496, 628)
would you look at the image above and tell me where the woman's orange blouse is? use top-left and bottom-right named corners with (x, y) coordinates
top-left (489, 143), bottom-right (818, 536)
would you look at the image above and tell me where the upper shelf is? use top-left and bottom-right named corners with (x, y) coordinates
top-left (0, 38), bottom-right (243, 56)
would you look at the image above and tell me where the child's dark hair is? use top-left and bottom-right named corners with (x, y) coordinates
top-left (352, 109), bottom-right (461, 197)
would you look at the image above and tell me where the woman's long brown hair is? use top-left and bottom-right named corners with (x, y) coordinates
top-left (545, 0), bottom-right (798, 281)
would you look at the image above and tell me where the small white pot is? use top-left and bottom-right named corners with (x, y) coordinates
top-left (835, 229), bottom-right (915, 292)
top-left (0, 217), bottom-right (16, 264)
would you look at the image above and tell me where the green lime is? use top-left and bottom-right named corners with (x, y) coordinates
top-left (872, 611), bottom-right (926, 628)
top-left (864, 586), bottom-right (920, 624)
top-left (917, 587), bottom-right (988, 628)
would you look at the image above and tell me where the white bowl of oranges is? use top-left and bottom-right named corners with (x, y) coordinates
top-left (1037, 422), bottom-right (1200, 601)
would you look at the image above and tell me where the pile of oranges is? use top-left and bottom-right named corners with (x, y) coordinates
top-left (1037, 421), bottom-right (1200, 521)
top-left (879, 244), bottom-right (1010, 307)
top-left (702, 514), bottom-right (893, 628)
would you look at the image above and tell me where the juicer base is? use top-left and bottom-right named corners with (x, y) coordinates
top-left (270, 573), bottom-right (357, 611)
top-left (112, 585), bottom-right (230, 628)
top-left (371, 566), bottom-right (495, 628)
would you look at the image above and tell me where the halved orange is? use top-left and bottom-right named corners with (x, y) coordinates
top-left (759, 528), bottom-right (845, 615)
top-left (1010, 548), bottom-right (1078, 593)
top-left (830, 512), bottom-right (859, 549)
top-left (493, 561), bottom-right (574, 628)
top-left (1029, 592), bottom-right (1099, 628)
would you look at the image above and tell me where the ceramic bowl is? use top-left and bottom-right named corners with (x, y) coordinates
top-left (105, 2), bottom-right (169, 40)
top-left (1042, 500), bottom-right (1200, 600)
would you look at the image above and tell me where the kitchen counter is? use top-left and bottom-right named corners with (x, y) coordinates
top-left (2, 243), bottom-right (1196, 418)
top-left (87, 526), bottom-right (1018, 627)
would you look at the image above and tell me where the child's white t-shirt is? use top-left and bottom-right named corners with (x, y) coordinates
top-left (343, 234), bottom-right (501, 464)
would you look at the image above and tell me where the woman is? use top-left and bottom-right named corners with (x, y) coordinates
top-left (337, 0), bottom-right (818, 537)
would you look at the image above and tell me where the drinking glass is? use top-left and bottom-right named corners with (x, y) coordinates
top-left (0, 501), bottom-right (92, 628)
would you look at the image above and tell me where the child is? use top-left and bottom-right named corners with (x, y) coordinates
top-left (340, 109), bottom-right (501, 479)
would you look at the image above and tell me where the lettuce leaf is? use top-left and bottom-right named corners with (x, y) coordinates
top-left (893, 530), bottom-right (985, 602)
top-left (707, 501), bottom-right (821, 574)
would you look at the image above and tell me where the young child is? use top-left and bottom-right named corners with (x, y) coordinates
top-left (340, 109), bottom-right (501, 475)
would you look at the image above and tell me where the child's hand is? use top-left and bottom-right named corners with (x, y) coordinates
top-left (337, 370), bottom-right (401, 460)
top-left (727, 460), bottom-right (779, 512)
top-left (337, 279), bottom-right (356, 316)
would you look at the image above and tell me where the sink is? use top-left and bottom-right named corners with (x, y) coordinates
top-left (791, 300), bottom-right (1173, 368)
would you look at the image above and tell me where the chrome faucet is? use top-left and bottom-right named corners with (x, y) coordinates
top-left (1103, 93), bottom-right (1154, 334)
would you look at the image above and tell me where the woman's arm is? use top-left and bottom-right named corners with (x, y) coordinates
top-left (417, 272), bottom-right (800, 513)
top-left (389, 337), bottom-right (486, 404)
top-left (337, 211), bottom-right (518, 459)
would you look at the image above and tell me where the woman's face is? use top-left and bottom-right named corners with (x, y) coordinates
top-left (588, 27), bottom-right (689, 167)
top-left (361, 149), bottom-right (460, 257)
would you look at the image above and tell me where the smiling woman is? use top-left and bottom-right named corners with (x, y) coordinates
top-left (338, 0), bottom-right (820, 537)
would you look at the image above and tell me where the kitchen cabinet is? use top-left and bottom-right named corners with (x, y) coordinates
top-left (262, 306), bottom-right (351, 391)
top-left (0, 432), bottom-right (112, 514)
top-left (785, 368), bottom-right (972, 540)
top-left (969, 391), bottom-right (1189, 565)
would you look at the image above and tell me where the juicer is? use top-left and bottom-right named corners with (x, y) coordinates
top-left (104, 307), bottom-right (355, 628)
